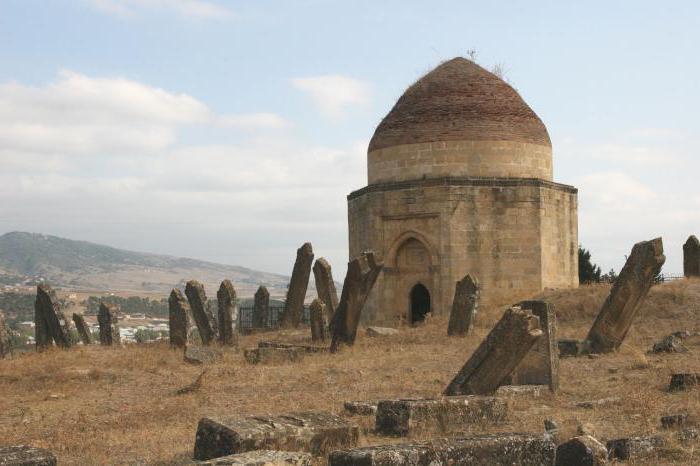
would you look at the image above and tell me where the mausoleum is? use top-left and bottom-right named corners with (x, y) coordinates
top-left (347, 57), bottom-right (578, 325)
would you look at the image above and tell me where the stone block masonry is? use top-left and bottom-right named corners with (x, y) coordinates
top-left (193, 411), bottom-right (358, 460)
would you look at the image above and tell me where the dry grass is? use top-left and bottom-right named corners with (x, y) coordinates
top-left (2, 280), bottom-right (700, 464)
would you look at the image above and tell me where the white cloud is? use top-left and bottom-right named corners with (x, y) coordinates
top-left (292, 75), bottom-right (371, 117)
top-left (88, 0), bottom-right (233, 19)
top-left (216, 113), bottom-right (290, 130)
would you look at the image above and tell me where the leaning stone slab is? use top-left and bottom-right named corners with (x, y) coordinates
top-left (684, 235), bottom-right (700, 278)
top-left (186, 280), bottom-right (218, 345)
top-left (505, 300), bottom-right (558, 392)
top-left (252, 286), bottom-right (270, 329)
top-left (313, 257), bottom-right (339, 323)
top-left (217, 280), bottom-right (239, 348)
top-left (375, 396), bottom-right (507, 436)
top-left (98, 302), bottom-right (120, 346)
top-left (328, 434), bottom-right (555, 466)
top-left (35, 284), bottom-right (72, 349)
top-left (191, 450), bottom-right (312, 465)
top-left (447, 274), bottom-right (479, 337)
top-left (309, 298), bottom-right (326, 342)
top-left (72, 313), bottom-right (92, 345)
top-left (366, 326), bottom-right (398, 337)
top-left (669, 373), bottom-right (700, 391)
top-left (586, 238), bottom-right (666, 353)
top-left (0, 310), bottom-right (12, 358)
top-left (169, 288), bottom-right (191, 349)
top-left (280, 242), bottom-right (314, 328)
top-left (193, 411), bottom-right (359, 460)
top-left (0, 445), bottom-right (57, 465)
top-left (244, 347), bottom-right (304, 365)
top-left (444, 307), bottom-right (543, 396)
top-left (606, 435), bottom-right (666, 461)
top-left (330, 251), bottom-right (383, 352)
top-left (555, 435), bottom-right (607, 466)
top-left (343, 400), bottom-right (378, 416)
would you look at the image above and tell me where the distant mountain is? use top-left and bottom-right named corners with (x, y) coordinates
top-left (0, 232), bottom-right (292, 297)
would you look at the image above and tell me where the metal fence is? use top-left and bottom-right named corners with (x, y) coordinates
top-left (237, 304), bottom-right (310, 331)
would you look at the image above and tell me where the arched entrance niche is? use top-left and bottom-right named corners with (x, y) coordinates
top-left (410, 283), bottom-right (431, 323)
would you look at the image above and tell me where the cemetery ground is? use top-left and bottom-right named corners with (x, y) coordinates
top-left (2, 280), bottom-right (700, 464)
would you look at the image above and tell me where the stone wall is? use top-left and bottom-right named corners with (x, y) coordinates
top-left (368, 140), bottom-right (552, 185)
top-left (347, 177), bottom-right (577, 325)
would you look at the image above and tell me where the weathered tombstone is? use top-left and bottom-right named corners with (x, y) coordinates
top-left (185, 280), bottom-right (218, 346)
top-left (243, 346), bottom-right (305, 365)
top-left (505, 300), bottom-right (558, 392)
top-left (447, 274), bottom-right (480, 336)
top-left (252, 286), bottom-right (270, 328)
top-left (309, 298), bottom-right (326, 342)
top-left (280, 242), bottom-right (314, 328)
top-left (0, 309), bottom-right (11, 358)
top-left (35, 284), bottom-right (72, 349)
top-left (193, 411), bottom-right (359, 460)
top-left (328, 434), bottom-right (555, 466)
top-left (669, 373), bottom-right (700, 391)
top-left (586, 238), bottom-right (666, 353)
top-left (330, 251), bottom-right (383, 352)
top-left (217, 280), bottom-right (238, 347)
top-left (169, 289), bottom-right (190, 349)
top-left (444, 307), bottom-right (543, 396)
top-left (366, 326), bottom-right (398, 337)
top-left (684, 235), bottom-right (700, 278)
top-left (191, 450), bottom-right (313, 466)
top-left (555, 435), bottom-right (607, 466)
top-left (72, 313), bottom-right (92, 345)
top-left (0, 445), bottom-right (57, 465)
top-left (607, 435), bottom-right (666, 461)
top-left (313, 257), bottom-right (339, 322)
top-left (98, 302), bottom-right (120, 346)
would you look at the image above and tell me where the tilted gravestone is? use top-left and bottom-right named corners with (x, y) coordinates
top-left (309, 298), bottom-right (326, 342)
top-left (217, 280), bottom-right (238, 347)
top-left (252, 286), bottom-right (270, 328)
top-left (280, 242), bottom-right (314, 328)
top-left (330, 251), bottom-right (383, 353)
top-left (98, 302), bottom-right (120, 346)
top-left (504, 300), bottom-right (559, 392)
top-left (313, 257), bottom-right (339, 323)
top-left (35, 284), bottom-right (72, 349)
top-left (444, 307), bottom-right (543, 396)
top-left (169, 288), bottom-right (190, 349)
top-left (72, 313), bottom-right (92, 345)
top-left (447, 274), bottom-right (480, 336)
top-left (185, 280), bottom-right (218, 346)
top-left (683, 235), bottom-right (700, 278)
top-left (0, 309), bottom-right (11, 358)
top-left (586, 238), bottom-right (665, 353)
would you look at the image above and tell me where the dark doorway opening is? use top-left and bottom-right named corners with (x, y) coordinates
top-left (410, 283), bottom-right (431, 323)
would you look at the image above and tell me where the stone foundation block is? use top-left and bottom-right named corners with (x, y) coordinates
top-left (606, 435), bottom-right (666, 461)
top-left (194, 411), bottom-right (359, 460)
top-left (0, 445), bottom-right (57, 465)
top-left (328, 434), bottom-right (555, 466)
top-left (343, 401), bottom-right (378, 416)
top-left (375, 396), bottom-right (507, 436)
top-left (191, 450), bottom-right (312, 465)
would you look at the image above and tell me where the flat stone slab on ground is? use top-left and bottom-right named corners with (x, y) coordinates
top-left (375, 396), bottom-right (507, 436)
top-left (257, 341), bottom-right (328, 353)
top-left (606, 435), bottom-right (667, 461)
top-left (574, 397), bottom-right (621, 409)
top-left (495, 385), bottom-right (546, 398)
top-left (343, 400), bottom-right (378, 416)
top-left (366, 327), bottom-right (398, 337)
top-left (0, 445), bottom-right (57, 465)
top-left (328, 433), bottom-right (555, 466)
top-left (191, 450), bottom-right (312, 465)
top-left (194, 411), bottom-right (359, 460)
top-left (185, 346), bottom-right (222, 365)
top-left (244, 347), bottom-right (305, 365)
top-left (669, 373), bottom-right (700, 391)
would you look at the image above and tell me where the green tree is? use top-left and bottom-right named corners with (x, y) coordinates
top-left (579, 247), bottom-right (602, 284)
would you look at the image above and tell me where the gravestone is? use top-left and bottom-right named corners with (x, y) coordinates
top-left (0, 445), bottom-right (57, 465)
top-left (309, 298), bottom-right (326, 342)
top-left (35, 284), bottom-right (72, 349)
top-left (684, 235), bottom-right (700, 277)
top-left (243, 346), bottom-right (305, 365)
top-left (447, 274), bottom-right (480, 336)
top-left (0, 309), bottom-right (11, 358)
top-left (313, 257), bottom-right (339, 322)
top-left (98, 302), bottom-right (120, 346)
top-left (330, 251), bottom-right (383, 352)
top-left (505, 300), bottom-right (558, 392)
top-left (586, 238), bottom-right (665, 353)
top-left (217, 280), bottom-right (238, 347)
top-left (252, 286), bottom-right (270, 328)
top-left (444, 307), bottom-right (543, 396)
top-left (555, 435), bottom-right (607, 466)
top-left (186, 280), bottom-right (218, 345)
top-left (72, 313), bottom-right (92, 345)
top-left (169, 288), bottom-right (190, 348)
top-left (194, 411), bottom-right (358, 460)
top-left (191, 450), bottom-right (312, 466)
top-left (280, 242), bottom-right (314, 328)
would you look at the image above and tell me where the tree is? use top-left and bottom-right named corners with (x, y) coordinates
top-left (579, 247), bottom-right (602, 284)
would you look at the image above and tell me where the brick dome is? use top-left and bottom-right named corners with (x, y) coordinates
top-left (368, 57), bottom-right (551, 152)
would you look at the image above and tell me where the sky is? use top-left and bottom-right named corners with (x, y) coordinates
top-left (0, 0), bottom-right (698, 281)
